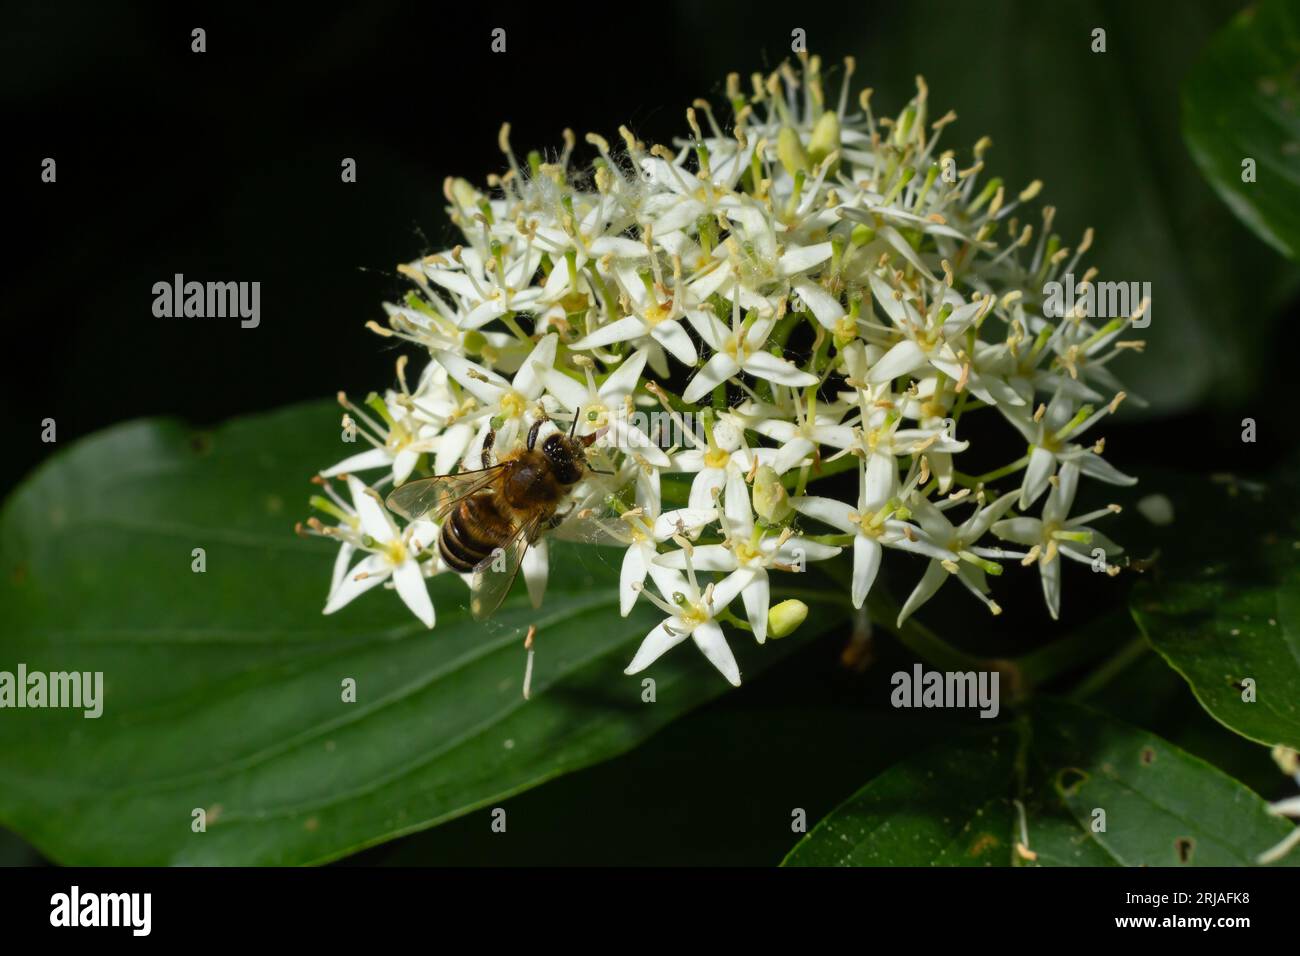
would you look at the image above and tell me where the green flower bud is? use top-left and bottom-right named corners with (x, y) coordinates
top-left (808, 111), bottom-right (841, 169)
top-left (768, 599), bottom-right (809, 639)
top-left (833, 315), bottom-right (858, 350)
top-left (851, 223), bottom-right (876, 246)
top-left (449, 177), bottom-right (481, 210)
top-left (752, 465), bottom-right (793, 523)
top-left (777, 127), bottom-right (810, 177)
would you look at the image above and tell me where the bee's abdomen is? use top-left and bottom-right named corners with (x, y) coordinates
top-left (439, 494), bottom-right (509, 573)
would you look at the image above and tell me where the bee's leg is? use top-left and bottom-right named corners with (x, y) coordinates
top-left (480, 428), bottom-right (496, 469)
top-left (545, 513), bottom-right (565, 530)
top-left (526, 418), bottom-right (544, 451)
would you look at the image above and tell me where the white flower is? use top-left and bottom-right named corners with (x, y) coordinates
top-left (321, 390), bottom-right (438, 486)
top-left (324, 476), bottom-right (438, 628)
top-left (682, 294), bottom-right (817, 403)
top-left (1001, 389), bottom-right (1136, 509)
top-left (669, 412), bottom-right (776, 511)
top-left (421, 245), bottom-right (544, 330)
top-left (432, 332), bottom-right (560, 463)
top-left (896, 491), bottom-right (1020, 625)
top-left (623, 557), bottom-right (750, 687)
top-left (615, 505), bottom-right (717, 617)
top-left (656, 478), bottom-right (839, 643)
top-left (304, 58), bottom-right (1148, 684)
top-left (794, 461), bottom-right (951, 610)
top-left (991, 462), bottom-right (1123, 619)
top-left (570, 259), bottom-right (698, 365)
top-left (753, 391), bottom-right (857, 475)
top-left (544, 348), bottom-right (670, 466)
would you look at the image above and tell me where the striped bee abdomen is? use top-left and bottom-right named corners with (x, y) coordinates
top-left (439, 493), bottom-right (512, 573)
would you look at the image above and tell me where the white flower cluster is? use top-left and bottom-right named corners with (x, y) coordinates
top-left (303, 56), bottom-right (1145, 687)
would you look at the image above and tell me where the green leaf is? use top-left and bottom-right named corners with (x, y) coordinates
top-left (1183, 0), bottom-right (1300, 260)
top-left (783, 699), bottom-right (1297, 866)
top-left (0, 401), bottom-right (846, 865)
top-left (1131, 468), bottom-right (1300, 751)
top-left (781, 730), bottom-right (1020, 866)
top-left (1032, 699), bottom-right (1295, 866)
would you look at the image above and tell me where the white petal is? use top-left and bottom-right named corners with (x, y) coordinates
top-left (778, 242), bottom-right (834, 277)
top-left (461, 298), bottom-right (508, 330)
top-left (682, 353), bottom-right (741, 403)
top-left (742, 572), bottom-right (770, 644)
top-left (523, 537), bottom-right (548, 608)
top-left (542, 369), bottom-right (590, 411)
top-left (601, 348), bottom-right (649, 400)
top-left (571, 316), bottom-right (648, 350)
top-left (651, 319), bottom-right (699, 365)
top-left (725, 467), bottom-right (754, 534)
top-left (329, 542), bottom-right (357, 595)
top-left (773, 537), bottom-right (841, 564)
top-left (323, 553), bottom-right (390, 614)
top-left (992, 517), bottom-right (1044, 547)
top-left (320, 447), bottom-right (393, 477)
top-left (620, 544), bottom-right (649, 617)
top-left (348, 475), bottom-right (397, 541)
top-left (773, 437), bottom-right (815, 476)
top-left (434, 350), bottom-right (509, 404)
top-left (1075, 452), bottom-right (1138, 486)
top-left (792, 495), bottom-right (857, 533)
top-left (654, 544), bottom-right (737, 572)
top-left (793, 280), bottom-right (845, 330)
top-left (1050, 461), bottom-right (1081, 522)
top-left (1040, 557), bottom-right (1061, 621)
top-left (653, 507), bottom-right (717, 539)
top-left (742, 351), bottom-right (818, 386)
top-left (393, 447), bottom-right (420, 485)
top-left (511, 333), bottom-right (558, 399)
top-left (607, 419), bottom-right (672, 467)
top-left (1020, 446), bottom-right (1057, 509)
top-left (868, 339), bottom-right (927, 384)
top-left (709, 567), bottom-right (755, 610)
top-left (624, 620), bottom-right (691, 675)
top-left (864, 451), bottom-right (898, 509)
top-left (392, 558), bottom-right (435, 628)
top-left (851, 535), bottom-right (883, 609)
top-left (690, 620), bottom-right (741, 686)
top-left (688, 469), bottom-right (727, 511)
top-left (897, 560), bottom-right (947, 626)
top-left (433, 422), bottom-right (474, 476)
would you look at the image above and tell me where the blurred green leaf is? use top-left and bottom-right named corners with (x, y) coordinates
top-left (1183, 0), bottom-right (1300, 260)
top-left (781, 729), bottom-right (1021, 866)
top-left (784, 699), bottom-right (1296, 866)
top-left (1132, 467), bottom-right (1300, 751)
top-left (0, 401), bottom-right (844, 865)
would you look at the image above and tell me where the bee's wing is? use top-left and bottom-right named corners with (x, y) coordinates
top-left (469, 512), bottom-right (545, 620)
top-left (385, 466), bottom-right (506, 522)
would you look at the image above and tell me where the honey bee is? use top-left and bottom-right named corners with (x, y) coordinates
top-left (385, 413), bottom-right (602, 620)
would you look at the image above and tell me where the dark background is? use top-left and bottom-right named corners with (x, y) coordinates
top-left (3, 0), bottom-right (1298, 865)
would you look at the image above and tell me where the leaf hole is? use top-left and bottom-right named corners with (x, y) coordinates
top-left (1175, 836), bottom-right (1194, 864)
top-left (1056, 767), bottom-right (1088, 796)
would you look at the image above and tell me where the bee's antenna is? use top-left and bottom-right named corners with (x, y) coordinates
top-left (570, 408), bottom-right (580, 438)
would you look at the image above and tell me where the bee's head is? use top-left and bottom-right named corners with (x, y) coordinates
top-left (540, 412), bottom-right (605, 486)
